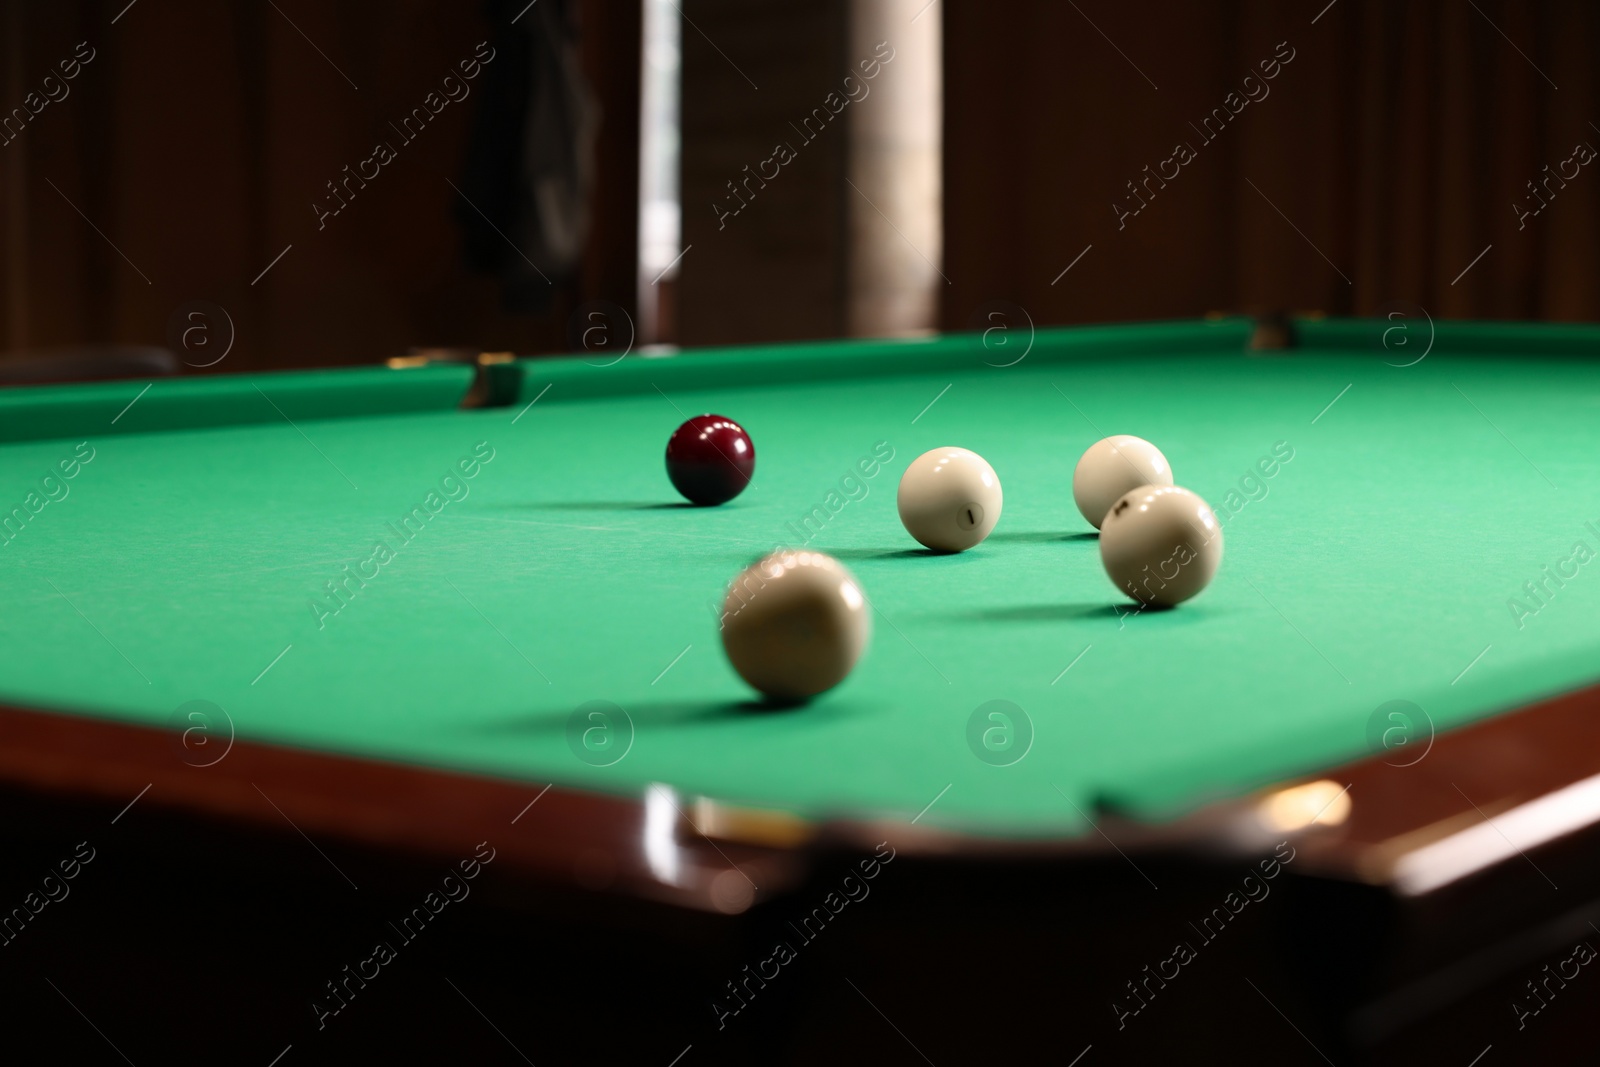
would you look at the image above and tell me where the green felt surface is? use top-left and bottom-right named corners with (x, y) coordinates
top-left (0, 363), bottom-right (474, 443)
top-left (4, 318), bottom-right (1600, 836)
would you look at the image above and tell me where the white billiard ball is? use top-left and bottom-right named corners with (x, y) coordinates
top-left (720, 551), bottom-right (870, 702)
top-left (897, 447), bottom-right (1003, 552)
top-left (1072, 435), bottom-right (1173, 529)
top-left (1099, 485), bottom-right (1222, 607)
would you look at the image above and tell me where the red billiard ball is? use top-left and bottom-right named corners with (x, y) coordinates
top-left (665, 414), bottom-right (755, 505)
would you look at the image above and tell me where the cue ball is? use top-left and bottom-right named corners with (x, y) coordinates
top-left (720, 551), bottom-right (870, 701)
top-left (665, 414), bottom-right (755, 506)
top-left (896, 447), bottom-right (1003, 552)
top-left (1072, 435), bottom-right (1174, 529)
top-left (1099, 485), bottom-right (1223, 607)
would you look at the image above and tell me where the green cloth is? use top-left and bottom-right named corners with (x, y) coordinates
top-left (0, 364), bottom-right (474, 443)
top-left (3, 319), bottom-right (1596, 835)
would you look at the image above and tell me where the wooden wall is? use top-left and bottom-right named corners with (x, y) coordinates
top-left (941, 0), bottom-right (1600, 329)
top-left (0, 0), bottom-right (638, 371)
top-left (679, 0), bottom-right (1600, 345)
top-left (677, 0), bottom-right (852, 347)
top-left (6, 2), bottom-right (1598, 370)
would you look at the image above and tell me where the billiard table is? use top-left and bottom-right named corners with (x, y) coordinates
top-left (5, 315), bottom-right (1600, 1065)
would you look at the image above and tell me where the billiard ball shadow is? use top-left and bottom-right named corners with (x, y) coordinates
top-left (825, 547), bottom-right (974, 561)
top-left (506, 501), bottom-right (704, 511)
top-left (669, 697), bottom-right (873, 722)
top-left (985, 530), bottom-right (1099, 544)
top-left (956, 602), bottom-right (1126, 623)
top-left (476, 701), bottom-right (712, 735)
top-left (477, 697), bottom-right (858, 736)
top-left (734, 696), bottom-right (813, 714)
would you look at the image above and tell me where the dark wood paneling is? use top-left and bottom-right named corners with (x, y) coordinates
top-left (678, 0), bottom-right (849, 346)
top-left (1, 0), bottom-right (642, 370)
top-left (943, 0), bottom-right (1600, 330)
top-left (580, 0), bottom-right (643, 319)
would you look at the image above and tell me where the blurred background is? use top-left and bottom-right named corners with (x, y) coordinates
top-left (2, 0), bottom-right (1597, 378)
